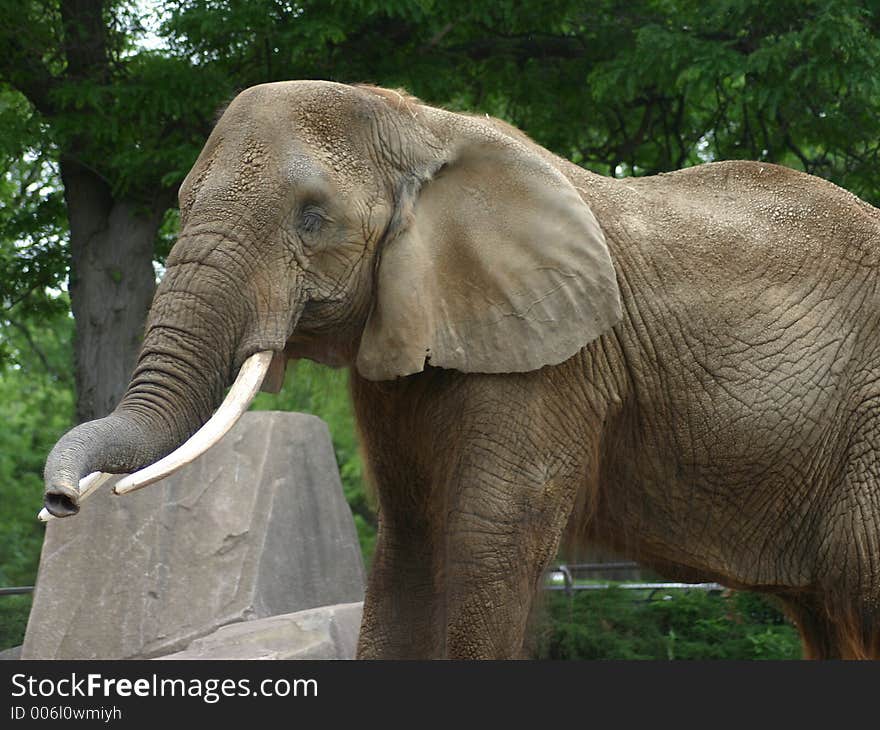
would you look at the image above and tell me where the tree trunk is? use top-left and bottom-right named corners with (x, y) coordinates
top-left (61, 159), bottom-right (162, 423)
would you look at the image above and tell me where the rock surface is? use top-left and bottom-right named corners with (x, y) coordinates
top-left (22, 412), bottom-right (365, 660)
top-left (159, 602), bottom-right (363, 660)
top-left (0, 646), bottom-right (21, 660)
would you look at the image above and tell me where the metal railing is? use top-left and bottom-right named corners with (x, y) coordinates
top-left (545, 563), bottom-right (724, 598)
top-left (4, 563), bottom-right (723, 601)
top-left (0, 587), bottom-right (33, 596)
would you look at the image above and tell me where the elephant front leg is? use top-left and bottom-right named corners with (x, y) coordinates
top-left (441, 460), bottom-right (581, 659)
top-left (357, 516), bottom-right (439, 659)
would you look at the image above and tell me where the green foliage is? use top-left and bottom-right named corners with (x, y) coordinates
top-left (48, 51), bottom-right (232, 199)
top-left (533, 588), bottom-right (802, 660)
top-left (0, 89), bottom-right (68, 328)
top-left (566, 0), bottom-right (880, 199)
top-left (0, 594), bottom-right (32, 650)
top-left (160, 1), bottom-right (880, 203)
top-left (0, 302), bottom-right (74, 587)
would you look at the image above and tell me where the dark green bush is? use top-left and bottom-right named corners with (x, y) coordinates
top-left (532, 587), bottom-right (801, 660)
top-left (0, 594), bottom-right (31, 651)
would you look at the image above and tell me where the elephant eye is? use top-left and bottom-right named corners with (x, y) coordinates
top-left (298, 206), bottom-right (327, 236)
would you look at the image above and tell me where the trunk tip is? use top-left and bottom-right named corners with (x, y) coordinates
top-left (44, 483), bottom-right (81, 518)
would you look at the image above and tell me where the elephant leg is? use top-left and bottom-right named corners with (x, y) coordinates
top-left (357, 516), bottom-right (439, 659)
top-left (779, 593), bottom-right (880, 659)
top-left (785, 439), bottom-right (880, 659)
top-left (441, 455), bottom-right (582, 659)
top-left (779, 594), bottom-right (845, 659)
top-left (350, 369), bottom-right (600, 659)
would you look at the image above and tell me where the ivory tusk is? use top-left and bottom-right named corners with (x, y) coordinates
top-left (113, 350), bottom-right (274, 496)
top-left (37, 472), bottom-right (116, 522)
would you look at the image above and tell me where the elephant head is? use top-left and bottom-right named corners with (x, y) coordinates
top-left (42, 81), bottom-right (621, 517)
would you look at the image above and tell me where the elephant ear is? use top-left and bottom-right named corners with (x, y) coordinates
top-left (356, 111), bottom-right (622, 381)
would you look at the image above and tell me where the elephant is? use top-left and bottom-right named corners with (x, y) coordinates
top-left (42, 80), bottom-right (880, 660)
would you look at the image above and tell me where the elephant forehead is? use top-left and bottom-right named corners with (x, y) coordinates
top-left (187, 135), bottom-right (278, 210)
top-left (224, 81), bottom-right (383, 189)
top-left (188, 134), bottom-right (359, 215)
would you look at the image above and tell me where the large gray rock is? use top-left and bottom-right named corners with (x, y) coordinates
top-left (159, 602), bottom-right (363, 660)
top-left (22, 412), bottom-right (365, 660)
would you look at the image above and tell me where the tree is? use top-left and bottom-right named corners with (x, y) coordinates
top-left (0, 1), bottom-right (225, 422)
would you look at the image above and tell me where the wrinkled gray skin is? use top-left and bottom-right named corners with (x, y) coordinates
top-left (44, 81), bottom-right (880, 659)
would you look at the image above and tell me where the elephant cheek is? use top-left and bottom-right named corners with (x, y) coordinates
top-left (236, 276), bottom-right (306, 373)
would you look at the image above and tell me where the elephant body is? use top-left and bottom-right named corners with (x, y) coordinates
top-left (43, 81), bottom-right (880, 659)
top-left (354, 159), bottom-right (880, 659)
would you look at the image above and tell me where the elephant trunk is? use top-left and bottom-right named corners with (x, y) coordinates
top-left (42, 353), bottom-right (274, 517)
top-left (43, 233), bottom-right (291, 518)
top-left (43, 413), bottom-right (181, 517)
